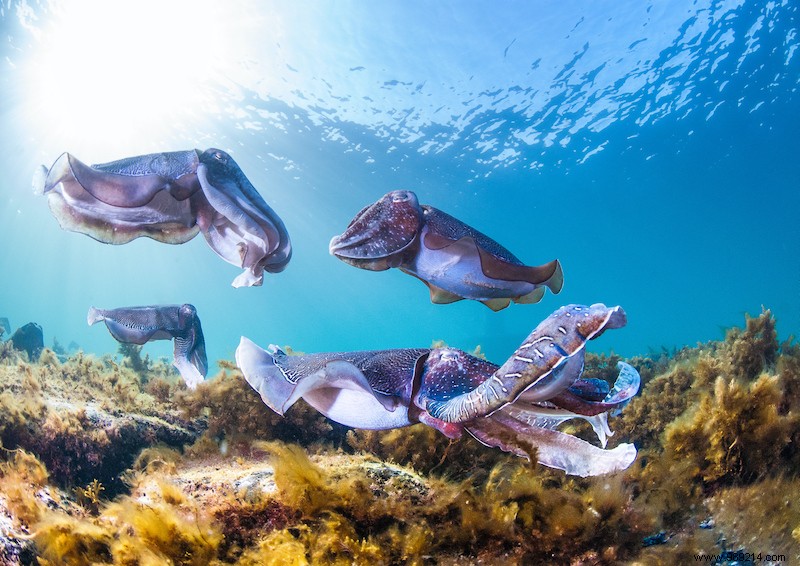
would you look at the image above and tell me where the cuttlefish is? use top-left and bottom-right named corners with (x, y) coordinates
top-left (329, 190), bottom-right (563, 311)
top-left (35, 149), bottom-right (291, 287)
top-left (236, 303), bottom-right (639, 476)
top-left (88, 304), bottom-right (207, 389)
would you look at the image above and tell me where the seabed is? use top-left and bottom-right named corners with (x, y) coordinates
top-left (0, 309), bottom-right (798, 565)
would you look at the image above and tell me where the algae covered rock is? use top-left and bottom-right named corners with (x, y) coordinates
top-left (0, 348), bottom-right (205, 497)
top-left (9, 323), bottom-right (44, 361)
top-left (30, 400), bottom-right (201, 494)
top-left (0, 308), bottom-right (797, 564)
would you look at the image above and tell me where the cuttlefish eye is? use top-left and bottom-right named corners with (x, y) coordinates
top-left (178, 303), bottom-right (197, 325)
top-left (431, 349), bottom-right (462, 365)
top-left (391, 190), bottom-right (412, 203)
top-left (440, 350), bottom-right (459, 361)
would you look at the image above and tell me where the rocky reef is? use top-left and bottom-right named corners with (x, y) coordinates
top-left (0, 309), bottom-right (797, 564)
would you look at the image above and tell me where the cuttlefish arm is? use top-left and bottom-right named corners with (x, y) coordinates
top-left (413, 304), bottom-right (637, 476)
top-left (87, 304), bottom-right (207, 389)
top-left (194, 149), bottom-right (292, 287)
top-left (35, 151), bottom-right (202, 245)
top-left (421, 304), bottom-right (627, 423)
top-left (548, 361), bottom-right (641, 416)
top-left (236, 337), bottom-right (428, 429)
top-left (466, 412), bottom-right (637, 477)
top-left (495, 360), bottom-right (641, 449)
top-left (329, 190), bottom-right (423, 271)
top-left (464, 359), bottom-right (640, 477)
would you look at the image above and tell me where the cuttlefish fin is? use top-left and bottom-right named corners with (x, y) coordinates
top-left (481, 298), bottom-right (511, 311)
top-left (47, 152), bottom-right (197, 208)
top-left (400, 270), bottom-right (465, 304)
top-left (236, 337), bottom-right (396, 418)
top-left (426, 283), bottom-right (464, 305)
top-left (514, 286), bottom-right (546, 305)
top-left (236, 337), bottom-right (298, 415)
top-left (423, 230), bottom-right (563, 292)
top-left (477, 248), bottom-right (564, 292)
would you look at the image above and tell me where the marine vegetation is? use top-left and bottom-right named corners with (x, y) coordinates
top-left (0, 308), bottom-right (797, 563)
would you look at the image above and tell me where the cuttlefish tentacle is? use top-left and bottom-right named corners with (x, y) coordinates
top-left (330, 190), bottom-right (562, 310)
top-left (88, 304), bottom-right (207, 389)
top-left (466, 411), bottom-right (637, 477)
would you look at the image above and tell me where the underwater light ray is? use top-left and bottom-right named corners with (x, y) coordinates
top-left (18, 0), bottom-right (255, 157)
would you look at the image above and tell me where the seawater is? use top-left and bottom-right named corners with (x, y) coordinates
top-left (0, 0), bottom-right (797, 372)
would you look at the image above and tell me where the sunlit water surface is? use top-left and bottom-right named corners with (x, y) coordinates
top-left (0, 0), bottom-right (798, 371)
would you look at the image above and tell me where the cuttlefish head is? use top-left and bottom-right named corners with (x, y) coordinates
top-left (329, 190), bottom-right (424, 271)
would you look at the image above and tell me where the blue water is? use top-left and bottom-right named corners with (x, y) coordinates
top-left (0, 0), bottom-right (798, 372)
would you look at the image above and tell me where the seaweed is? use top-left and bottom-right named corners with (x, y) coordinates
top-left (1, 308), bottom-right (799, 563)
top-left (345, 423), bottom-right (508, 481)
top-left (614, 359), bottom-right (703, 449)
top-left (117, 342), bottom-right (151, 382)
top-left (664, 373), bottom-right (799, 487)
top-left (235, 441), bottom-right (650, 564)
top-left (722, 308), bottom-right (779, 381)
top-left (0, 349), bottom-right (200, 497)
top-left (706, 476), bottom-right (800, 558)
top-left (174, 368), bottom-right (348, 452)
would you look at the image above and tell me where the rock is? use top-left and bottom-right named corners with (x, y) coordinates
top-left (22, 400), bottom-right (203, 496)
top-left (9, 323), bottom-right (44, 361)
top-left (0, 489), bottom-right (45, 565)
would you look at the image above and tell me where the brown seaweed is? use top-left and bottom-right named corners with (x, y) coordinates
top-left (0, 309), bottom-right (798, 563)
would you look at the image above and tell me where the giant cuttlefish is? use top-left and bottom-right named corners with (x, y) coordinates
top-left (35, 149), bottom-right (291, 287)
top-left (329, 190), bottom-right (563, 310)
top-left (236, 303), bottom-right (640, 477)
top-left (88, 304), bottom-right (207, 389)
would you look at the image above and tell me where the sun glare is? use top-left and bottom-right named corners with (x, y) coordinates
top-left (23, 0), bottom-right (245, 158)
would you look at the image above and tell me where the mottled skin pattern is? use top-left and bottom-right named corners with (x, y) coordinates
top-left (421, 304), bottom-right (628, 423)
top-left (331, 191), bottom-right (423, 270)
top-left (237, 304), bottom-right (641, 476)
top-left (36, 148), bottom-right (291, 287)
top-left (87, 304), bottom-right (207, 389)
top-left (329, 190), bottom-right (564, 310)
